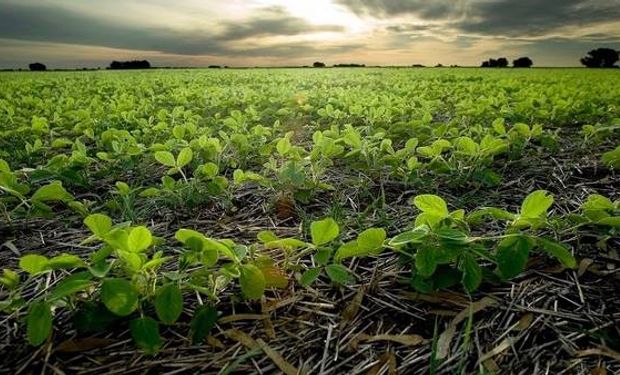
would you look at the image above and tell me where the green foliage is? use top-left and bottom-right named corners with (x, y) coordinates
top-left (1, 68), bottom-right (619, 355)
top-left (155, 284), bottom-right (183, 325)
top-left (310, 217), bottom-right (340, 246)
top-left (101, 278), bottom-right (139, 316)
top-left (130, 317), bottom-right (161, 355)
top-left (26, 301), bottom-right (52, 346)
top-left (190, 305), bottom-right (218, 344)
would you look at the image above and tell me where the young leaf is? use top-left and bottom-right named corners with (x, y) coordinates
top-left (310, 217), bottom-right (339, 246)
top-left (325, 264), bottom-right (355, 285)
top-left (334, 241), bottom-right (360, 262)
top-left (413, 195), bottom-right (449, 218)
top-left (388, 226), bottom-right (429, 247)
top-left (415, 247), bottom-right (437, 278)
top-left (537, 238), bottom-right (577, 269)
top-left (84, 214), bottom-right (113, 238)
top-left (460, 254), bottom-right (482, 292)
top-left (31, 181), bottom-right (73, 202)
top-left (48, 272), bottom-right (93, 301)
top-left (19, 254), bottom-right (49, 275)
top-left (155, 284), bottom-right (183, 325)
top-left (300, 267), bottom-right (322, 287)
top-left (176, 147), bottom-right (193, 168)
top-left (356, 228), bottom-right (387, 253)
top-left (190, 305), bottom-right (218, 344)
top-left (154, 151), bottom-right (176, 168)
top-left (27, 301), bottom-right (52, 346)
top-left (101, 278), bottom-right (139, 316)
top-left (314, 248), bottom-right (332, 266)
top-left (127, 226), bottom-right (152, 252)
top-left (239, 264), bottom-right (266, 299)
top-left (130, 317), bottom-right (161, 355)
top-left (47, 253), bottom-right (84, 270)
top-left (520, 190), bottom-right (554, 219)
top-left (496, 236), bottom-right (533, 279)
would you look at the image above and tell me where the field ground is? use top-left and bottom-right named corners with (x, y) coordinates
top-left (1, 68), bottom-right (619, 374)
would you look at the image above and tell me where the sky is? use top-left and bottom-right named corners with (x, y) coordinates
top-left (1, 0), bottom-right (619, 68)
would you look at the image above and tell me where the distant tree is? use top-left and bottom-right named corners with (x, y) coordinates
top-left (334, 63), bottom-right (366, 67)
top-left (29, 62), bottom-right (46, 71)
top-left (108, 60), bottom-right (151, 69)
top-left (313, 61), bottom-right (326, 68)
top-left (412, 64), bottom-right (425, 68)
top-left (513, 57), bottom-right (533, 68)
top-left (435, 63), bottom-right (444, 68)
top-left (580, 48), bottom-right (619, 68)
top-left (481, 58), bottom-right (509, 68)
top-left (208, 65), bottom-right (221, 69)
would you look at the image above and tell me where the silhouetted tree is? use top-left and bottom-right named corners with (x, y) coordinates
top-left (208, 65), bottom-right (221, 69)
top-left (334, 63), bottom-right (366, 67)
top-left (108, 60), bottom-right (151, 69)
top-left (580, 48), bottom-right (619, 68)
top-left (481, 58), bottom-right (509, 68)
top-left (313, 61), bottom-right (326, 68)
top-left (29, 62), bottom-right (46, 71)
top-left (513, 57), bottom-right (533, 68)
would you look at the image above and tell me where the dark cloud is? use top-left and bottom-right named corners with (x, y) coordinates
top-left (459, 0), bottom-right (620, 37)
top-left (0, 2), bottom-right (347, 57)
top-left (341, 0), bottom-right (620, 38)
top-left (335, 0), bottom-right (463, 19)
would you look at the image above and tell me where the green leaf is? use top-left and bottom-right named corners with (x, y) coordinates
top-left (48, 272), bottom-right (93, 301)
top-left (602, 145), bottom-right (620, 169)
top-left (388, 226), bottom-right (429, 247)
top-left (27, 301), bottom-right (52, 346)
top-left (537, 238), bottom-right (577, 269)
top-left (19, 254), bottom-right (49, 275)
top-left (597, 216), bottom-right (620, 228)
top-left (325, 264), bottom-right (355, 285)
top-left (496, 236), bottom-right (533, 279)
top-left (356, 228), bottom-right (386, 253)
top-left (155, 284), bottom-right (183, 325)
top-left (239, 264), bottom-right (265, 299)
top-left (31, 181), bottom-right (73, 203)
top-left (176, 147), bottom-right (193, 168)
top-left (314, 248), bottom-right (332, 266)
top-left (154, 151), bottom-right (176, 168)
top-left (130, 317), bottom-right (161, 355)
top-left (264, 238), bottom-right (309, 249)
top-left (190, 305), bottom-right (218, 344)
top-left (460, 254), bottom-right (482, 292)
top-left (84, 214), bottom-right (113, 238)
top-left (520, 190), bottom-right (554, 219)
top-left (300, 267), bottom-right (321, 287)
top-left (257, 230), bottom-right (278, 243)
top-left (101, 278), bottom-right (139, 316)
top-left (127, 226), bottom-right (152, 252)
top-left (47, 253), bottom-right (84, 270)
top-left (0, 269), bottom-right (20, 289)
top-left (104, 228), bottom-right (130, 252)
top-left (334, 241), bottom-right (360, 262)
top-left (415, 247), bottom-right (437, 278)
top-left (413, 195), bottom-right (449, 217)
top-left (310, 218), bottom-right (339, 246)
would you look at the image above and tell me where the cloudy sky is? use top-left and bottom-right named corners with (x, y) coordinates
top-left (1, 0), bottom-right (619, 68)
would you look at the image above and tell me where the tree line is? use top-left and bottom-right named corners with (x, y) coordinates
top-left (21, 48), bottom-right (620, 71)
